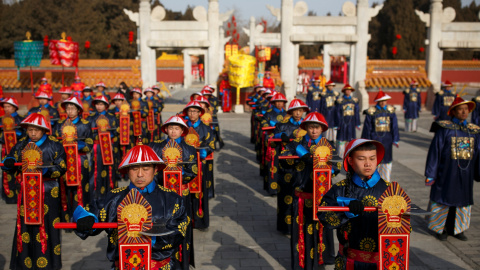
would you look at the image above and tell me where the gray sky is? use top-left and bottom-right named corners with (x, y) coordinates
top-left (159, 0), bottom-right (480, 22)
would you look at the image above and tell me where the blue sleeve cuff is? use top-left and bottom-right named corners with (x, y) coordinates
top-left (252, 98), bottom-right (257, 102)
top-left (274, 132), bottom-right (284, 139)
top-left (15, 130), bottom-right (22, 136)
top-left (336, 197), bottom-right (358, 218)
top-left (1, 157), bottom-right (16, 170)
top-left (295, 145), bottom-right (309, 157)
top-left (73, 205), bottom-right (99, 223)
top-left (199, 149), bottom-right (207, 159)
top-left (269, 120), bottom-right (276, 127)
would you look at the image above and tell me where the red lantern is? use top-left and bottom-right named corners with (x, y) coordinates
top-left (85, 40), bottom-right (90, 50)
top-left (128, 31), bottom-right (134, 44)
top-left (232, 15), bottom-right (236, 21)
top-left (226, 30), bottom-right (230, 36)
top-left (396, 34), bottom-right (402, 40)
top-left (44, 35), bottom-right (49, 47)
top-left (107, 44), bottom-right (111, 49)
top-left (419, 47), bottom-right (425, 52)
top-left (392, 47), bottom-right (398, 55)
top-left (228, 22), bottom-right (231, 28)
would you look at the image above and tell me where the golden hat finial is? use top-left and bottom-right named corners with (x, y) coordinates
top-left (25, 31), bottom-right (32, 42)
top-left (60, 32), bottom-right (66, 42)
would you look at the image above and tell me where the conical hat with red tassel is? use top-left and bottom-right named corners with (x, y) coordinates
top-left (1, 97), bottom-right (19, 109)
top-left (287, 99), bottom-right (309, 113)
top-left (300, 112), bottom-right (328, 131)
top-left (20, 113), bottom-right (50, 131)
top-left (161, 115), bottom-right (189, 136)
top-left (118, 144), bottom-right (165, 174)
top-left (447, 96), bottom-right (476, 117)
top-left (61, 96), bottom-right (83, 113)
top-left (183, 101), bottom-right (205, 116)
top-left (374, 90), bottom-right (391, 102)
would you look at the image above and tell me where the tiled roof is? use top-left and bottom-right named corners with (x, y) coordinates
top-left (365, 60), bottom-right (431, 88)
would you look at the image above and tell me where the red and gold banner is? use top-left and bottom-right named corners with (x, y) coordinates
top-left (21, 143), bottom-right (43, 225)
top-left (147, 109), bottom-right (155, 132)
top-left (162, 140), bottom-right (184, 195)
top-left (378, 182), bottom-right (411, 269)
top-left (64, 144), bottom-right (80, 186)
top-left (119, 243), bottom-right (151, 270)
top-left (62, 119), bottom-right (80, 186)
top-left (117, 189), bottom-right (152, 269)
top-left (132, 111), bottom-right (142, 137)
top-left (119, 104), bottom-right (130, 146)
top-left (96, 115), bottom-right (114, 165)
top-left (312, 138), bottom-right (333, 221)
top-left (3, 131), bottom-right (17, 154)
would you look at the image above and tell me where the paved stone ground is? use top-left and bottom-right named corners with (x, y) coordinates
top-left (0, 88), bottom-right (479, 269)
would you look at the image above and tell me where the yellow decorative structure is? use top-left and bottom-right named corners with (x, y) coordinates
top-left (228, 54), bottom-right (256, 105)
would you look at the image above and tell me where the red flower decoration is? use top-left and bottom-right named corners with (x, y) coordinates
top-left (396, 34), bottom-right (402, 40)
top-left (392, 47), bottom-right (398, 55)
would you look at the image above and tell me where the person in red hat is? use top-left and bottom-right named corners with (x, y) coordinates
top-left (81, 86), bottom-right (94, 113)
top-left (263, 71), bottom-right (276, 90)
top-left (432, 80), bottom-right (456, 121)
top-left (219, 73), bottom-right (232, 112)
top-left (148, 115), bottom-right (198, 268)
top-left (280, 112), bottom-right (337, 268)
top-left (361, 90), bottom-right (399, 182)
top-left (183, 101), bottom-right (215, 226)
top-left (2, 113), bottom-right (67, 270)
top-left (306, 76), bottom-right (323, 113)
top-left (318, 139), bottom-right (389, 270)
top-left (272, 98), bottom-right (309, 235)
top-left (87, 95), bottom-right (119, 204)
top-left (403, 80), bottom-right (422, 132)
top-left (72, 144), bottom-right (188, 270)
top-left (28, 91), bottom-right (60, 128)
top-left (53, 96), bottom-right (94, 220)
top-left (201, 88), bottom-right (224, 149)
top-left (0, 97), bottom-right (24, 204)
top-left (94, 81), bottom-right (111, 102)
top-left (321, 80), bottom-right (340, 142)
top-left (259, 92), bottom-right (288, 195)
top-left (70, 76), bottom-right (85, 99)
top-left (38, 77), bottom-right (53, 100)
top-left (334, 84), bottom-right (361, 158)
top-left (425, 96), bottom-right (480, 242)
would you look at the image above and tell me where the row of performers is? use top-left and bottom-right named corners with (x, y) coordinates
top-left (248, 83), bottom-right (480, 269)
top-left (1, 94), bottom-right (222, 269)
top-left (250, 84), bottom-right (400, 183)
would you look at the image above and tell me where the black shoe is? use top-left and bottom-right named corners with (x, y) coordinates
top-left (453, 232), bottom-right (468, 241)
top-left (436, 231), bottom-right (448, 241)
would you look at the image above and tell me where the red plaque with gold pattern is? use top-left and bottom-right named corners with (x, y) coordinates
top-left (378, 182), bottom-right (411, 270)
top-left (162, 140), bottom-right (184, 195)
top-left (132, 111), bottom-right (142, 137)
top-left (96, 115), bottom-right (114, 165)
top-left (118, 188), bottom-right (152, 270)
top-left (147, 109), bottom-right (155, 132)
top-left (21, 142), bottom-right (44, 225)
top-left (2, 115), bottom-right (17, 154)
top-left (185, 127), bottom-right (201, 193)
top-left (119, 104), bottom-right (131, 146)
top-left (312, 138), bottom-right (333, 221)
top-left (58, 105), bottom-right (67, 121)
top-left (61, 119), bottom-right (81, 186)
top-left (131, 100), bottom-right (142, 136)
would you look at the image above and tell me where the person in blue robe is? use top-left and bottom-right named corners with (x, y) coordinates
top-left (403, 80), bottom-right (422, 132)
top-left (320, 80), bottom-right (340, 142)
top-left (334, 84), bottom-right (360, 159)
top-left (425, 96), bottom-right (480, 241)
top-left (306, 77), bottom-right (322, 112)
top-left (432, 80), bottom-right (456, 121)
